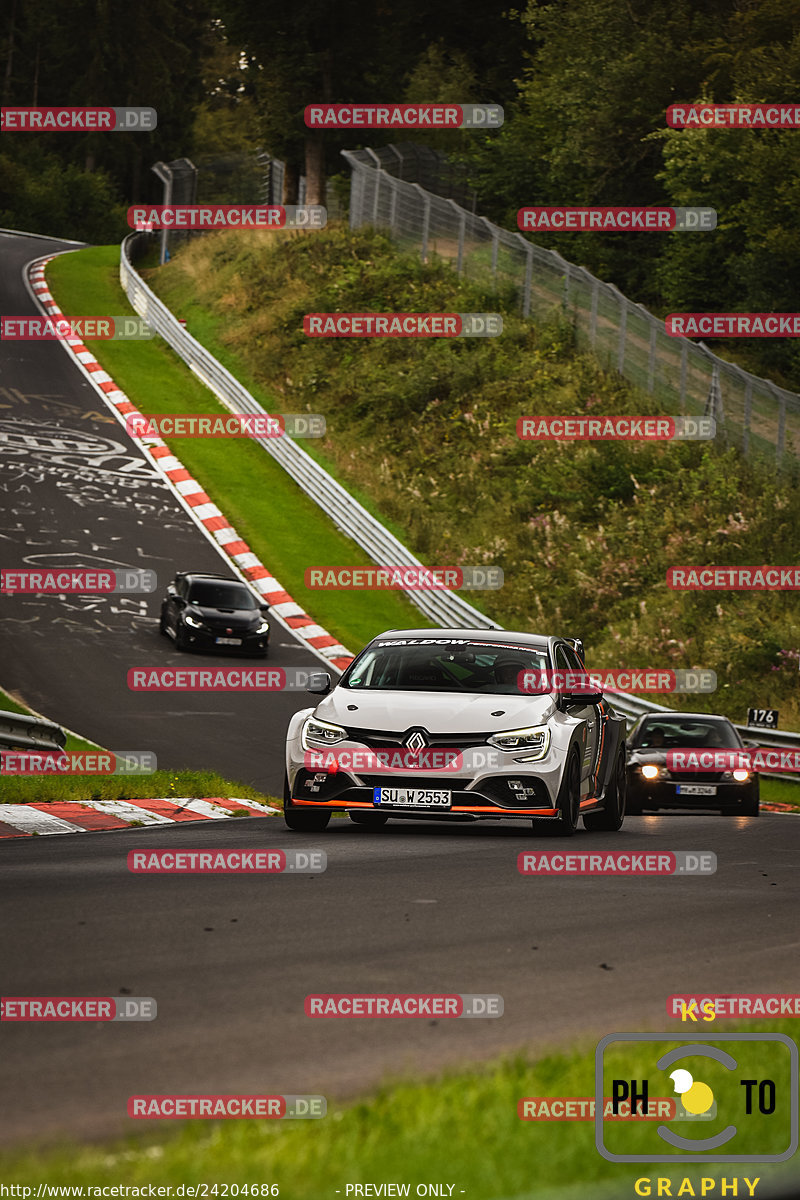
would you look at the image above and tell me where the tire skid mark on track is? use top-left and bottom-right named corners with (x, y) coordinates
top-left (26, 258), bottom-right (354, 671)
top-left (0, 796), bottom-right (280, 838)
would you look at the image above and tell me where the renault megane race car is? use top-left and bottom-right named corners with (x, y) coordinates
top-left (284, 628), bottom-right (627, 834)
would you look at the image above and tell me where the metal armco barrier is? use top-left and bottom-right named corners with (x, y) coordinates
top-left (0, 710), bottom-right (66, 751)
top-left (119, 232), bottom-right (499, 632)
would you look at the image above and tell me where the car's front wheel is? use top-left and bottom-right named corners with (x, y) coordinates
top-left (584, 749), bottom-right (626, 831)
top-left (175, 623), bottom-right (191, 651)
top-left (738, 792), bottom-right (760, 817)
top-left (531, 750), bottom-right (580, 837)
top-left (283, 773), bottom-right (331, 832)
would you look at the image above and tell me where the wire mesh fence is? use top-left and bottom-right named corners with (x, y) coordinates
top-left (343, 151), bottom-right (800, 473)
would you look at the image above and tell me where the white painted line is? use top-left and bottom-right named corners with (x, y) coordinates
top-left (0, 804), bottom-right (86, 835)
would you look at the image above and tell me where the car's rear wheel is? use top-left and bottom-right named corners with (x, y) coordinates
top-left (283, 773), bottom-right (331, 832)
top-left (531, 751), bottom-right (580, 836)
top-left (583, 749), bottom-right (626, 831)
top-left (348, 811), bottom-right (389, 829)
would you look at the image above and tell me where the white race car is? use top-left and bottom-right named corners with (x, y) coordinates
top-left (284, 628), bottom-right (627, 836)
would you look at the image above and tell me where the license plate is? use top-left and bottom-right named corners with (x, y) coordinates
top-left (373, 787), bottom-right (452, 808)
top-left (216, 637), bottom-right (242, 646)
top-left (676, 784), bottom-right (717, 796)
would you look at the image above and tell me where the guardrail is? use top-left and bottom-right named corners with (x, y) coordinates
top-left (119, 232), bottom-right (498, 632)
top-left (0, 710), bottom-right (66, 751)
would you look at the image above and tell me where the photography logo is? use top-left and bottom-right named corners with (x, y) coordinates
top-left (595, 1032), bottom-right (798, 1162)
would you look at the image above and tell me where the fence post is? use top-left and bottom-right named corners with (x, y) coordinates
top-left (617, 294), bottom-right (627, 374)
top-left (447, 199), bottom-right (466, 276)
top-left (742, 377), bottom-right (752, 454)
top-left (679, 340), bottom-right (688, 413)
top-left (389, 177), bottom-right (398, 230)
top-left (411, 183), bottom-right (430, 262)
top-left (772, 383), bottom-right (787, 461)
top-left (590, 277), bottom-right (599, 346)
top-left (647, 320), bottom-right (657, 393)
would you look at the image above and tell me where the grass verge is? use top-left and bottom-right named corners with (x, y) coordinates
top-left (1, 1020), bottom-right (796, 1197)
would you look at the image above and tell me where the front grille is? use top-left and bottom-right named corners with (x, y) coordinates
top-left (344, 727), bottom-right (491, 749)
top-left (360, 775), bottom-right (475, 791)
top-left (668, 771), bottom-right (725, 783)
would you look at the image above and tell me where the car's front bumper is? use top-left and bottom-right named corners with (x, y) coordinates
top-left (180, 624), bottom-right (269, 654)
top-left (626, 771), bottom-right (758, 810)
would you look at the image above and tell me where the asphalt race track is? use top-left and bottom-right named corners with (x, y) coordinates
top-left (1, 233), bottom-right (798, 1155)
top-left (0, 231), bottom-right (327, 796)
top-left (1, 812), bottom-right (797, 1146)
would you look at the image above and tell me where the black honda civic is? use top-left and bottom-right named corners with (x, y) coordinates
top-left (626, 712), bottom-right (759, 815)
top-left (159, 572), bottom-right (270, 656)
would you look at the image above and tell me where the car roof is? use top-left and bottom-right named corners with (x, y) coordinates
top-left (367, 628), bottom-right (557, 649)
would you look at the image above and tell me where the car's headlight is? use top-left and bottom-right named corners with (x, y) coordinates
top-left (184, 613), bottom-right (203, 628)
top-left (732, 768), bottom-right (751, 782)
top-left (487, 726), bottom-right (550, 760)
top-left (640, 763), bottom-right (661, 780)
top-left (301, 717), bottom-right (348, 750)
top-left (255, 619), bottom-right (269, 634)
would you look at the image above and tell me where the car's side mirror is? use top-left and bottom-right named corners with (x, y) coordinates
top-left (561, 689), bottom-right (603, 706)
top-left (259, 604), bottom-right (270, 614)
top-left (307, 671), bottom-right (332, 695)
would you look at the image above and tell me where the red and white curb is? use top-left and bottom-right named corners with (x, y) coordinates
top-left (26, 257), bottom-right (353, 672)
top-left (0, 797), bottom-right (280, 839)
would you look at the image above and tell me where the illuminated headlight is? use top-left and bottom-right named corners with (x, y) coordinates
top-left (641, 763), bottom-right (661, 780)
top-left (301, 717), bottom-right (348, 750)
top-left (184, 613), bottom-right (203, 628)
top-left (255, 619), bottom-right (269, 634)
top-left (487, 726), bottom-right (550, 760)
top-left (732, 769), bottom-right (751, 782)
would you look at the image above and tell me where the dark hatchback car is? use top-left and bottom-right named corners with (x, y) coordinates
top-left (159, 572), bottom-right (270, 656)
top-left (626, 713), bottom-right (759, 815)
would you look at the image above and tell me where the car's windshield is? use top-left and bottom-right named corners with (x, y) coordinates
top-left (187, 582), bottom-right (257, 609)
top-left (631, 718), bottom-right (741, 750)
top-left (340, 640), bottom-right (549, 693)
